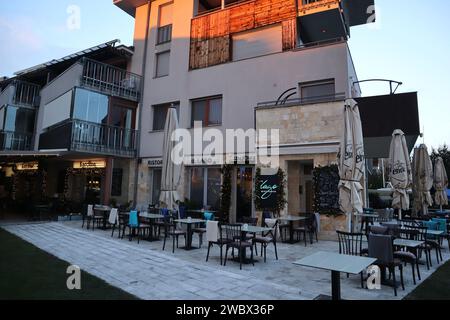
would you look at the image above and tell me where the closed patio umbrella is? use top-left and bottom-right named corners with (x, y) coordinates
top-left (388, 130), bottom-right (412, 220)
top-left (433, 157), bottom-right (448, 211)
top-left (338, 99), bottom-right (365, 232)
top-left (412, 144), bottom-right (433, 216)
top-left (159, 107), bottom-right (182, 212)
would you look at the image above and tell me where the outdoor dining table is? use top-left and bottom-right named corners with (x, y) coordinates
top-left (139, 213), bottom-right (165, 241)
top-left (278, 216), bottom-right (308, 244)
top-left (235, 225), bottom-right (273, 264)
top-left (293, 251), bottom-right (376, 300)
top-left (94, 206), bottom-right (111, 230)
top-left (174, 218), bottom-right (206, 250)
top-left (426, 229), bottom-right (444, 236)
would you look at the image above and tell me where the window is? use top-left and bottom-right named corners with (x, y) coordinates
top-left (4, 105), bottom-right (35, 133)
top-left (111, 168), bottom-right (123, 197)
top-left (300, 79), bottom-right (335, 101)
top-left (157, 3), bottom-right (173, 44)
top-left (152, 102), bottom-right (180, 131)
top-left (155, 51), bottom-right (170, 78)
top-left (191, 96), bottom-right (222, 127)
top-left (189, 167), bottom-right (221, 210)
top-left (232, 24), bottom-right (282, 61)
top-left (110, 104), bottom-right (134, 130)
top-left (73, 88), bottom-right (108, 124)
top-left (151, 169), bottom-right (162, 205)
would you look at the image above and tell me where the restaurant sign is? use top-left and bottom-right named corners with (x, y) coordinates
top-left (258, 175), bottom-right (280, 210)
top-left (73, 160), bottom-right (106, 169)
top-left (148, 158), bottom-right (163, 168)
top-left (16, 162), bottom-right (39, 171)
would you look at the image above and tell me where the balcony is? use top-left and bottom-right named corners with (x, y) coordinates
top-left (297, 0), bottom-right (375, 44)
top-left (0, 80), bottom-right (40, 108)
top-left (39, 119), bottom-right (138, 158)
top-left (0, 131), bottom-right (33, 151)
top-left (81, 58), bottom-right (142, 102)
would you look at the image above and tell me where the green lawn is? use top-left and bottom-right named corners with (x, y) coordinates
top-left (404, 260), bottom-right (450, 300)
top-left (0, 228), bottom-right (138, 300)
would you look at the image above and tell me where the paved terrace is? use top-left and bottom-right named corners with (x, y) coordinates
top-left (1, 221), bottom-right (449, 300)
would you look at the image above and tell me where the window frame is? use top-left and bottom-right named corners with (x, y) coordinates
top-left (151, 102), bottom-right (180, 132)
top-left (188, 166), bottom-right (222, 210)
top-left (299, 79), bottom-right (336, 100)
top-left (190, 95), bottom-right (223, 128)
top-left (155, 50), bottom-right (171, 78)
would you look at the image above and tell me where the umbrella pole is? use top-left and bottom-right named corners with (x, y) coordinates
top-left (440, 205), bottom-right (443, 212)
top-left (398, 209), bottom-right (402, 221)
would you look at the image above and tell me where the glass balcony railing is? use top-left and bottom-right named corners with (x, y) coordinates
top-left (81, 58), bottom-right (142, 102)
top-left (0, 131), bottom-right (33, 151)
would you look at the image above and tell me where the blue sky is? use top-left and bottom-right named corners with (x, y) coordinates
top-left (1, 0), bottom-right (449, 149)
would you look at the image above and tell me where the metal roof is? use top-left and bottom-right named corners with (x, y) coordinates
top-left (14, 39), bottom-right (122, 76)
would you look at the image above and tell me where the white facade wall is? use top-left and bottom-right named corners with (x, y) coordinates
top-left (133, 0), bottom-right (357, 160)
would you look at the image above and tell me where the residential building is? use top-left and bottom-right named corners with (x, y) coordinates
top-left (114, 0), bottom-right (380, 221)
top-left (0, 41), bottom-right (142, 213)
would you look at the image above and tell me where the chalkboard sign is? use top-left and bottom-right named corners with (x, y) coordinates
top-left (313, 165), bottom-right (341, 215)
top-left (257, 175), bottom-right (280, 210)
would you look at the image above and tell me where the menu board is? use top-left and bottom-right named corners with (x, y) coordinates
top-left (314, 166), bottom-right (340, 214)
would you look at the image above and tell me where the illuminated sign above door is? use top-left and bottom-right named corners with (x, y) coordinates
top-left (16, 162), bottom-right (39, 171)
top-left (73, 160), bottom-right (106, 169)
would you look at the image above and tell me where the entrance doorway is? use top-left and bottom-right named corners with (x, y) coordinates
top-left (287, 160), bottom-right (314, 214)
top-left (236, 167), bottom-right (253, 222)
top-left (85, 174), bottom-right (102, 204)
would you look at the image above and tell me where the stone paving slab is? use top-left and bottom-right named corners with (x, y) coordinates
top-left (2, 221), bottom-right (449, 300)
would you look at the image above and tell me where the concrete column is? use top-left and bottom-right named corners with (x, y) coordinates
top-left (102, 158), bottom-right (113, 205)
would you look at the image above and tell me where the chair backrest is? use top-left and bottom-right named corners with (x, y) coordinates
top-left (223, 224), bottom-right (242, 242)
top-left (399, 225), bottom-right (419, 240)
top-left (368, 225), bottom-right (389, 235)
top-left (160, 208), bottom-right (170, 217)
top-left (204, 212), bottom-right (215, 221)
top-left (87, 205), bottom-right (94, 217)
top-left (432, 218), bottom-right (448, 232)
top-left (128, 211), bottom-right (139, 227)
top-left (368, 234), bottom-right (394, 264)
top-left (108, 208), bottom-right (119, 225)
top-left (381, 223), bottom-right (401, 237)
top-left (264, 218), bottom-right (279, 239)
top-left (337, 231), bottom-right (364, 256)
top-left (206, 221), bottom-right (220, 243)
top-left (242, 217), bottom-right (258, 226)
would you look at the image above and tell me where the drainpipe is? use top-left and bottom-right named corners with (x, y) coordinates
top-left (133, 1), bottom-right (152, 207)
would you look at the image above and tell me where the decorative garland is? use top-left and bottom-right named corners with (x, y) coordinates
top-left (219, 164), bottom-right (233, 222)
top-left (63, 167), bottom-right (106, 201)
top-left (313, 164), bottom-right (342, 216)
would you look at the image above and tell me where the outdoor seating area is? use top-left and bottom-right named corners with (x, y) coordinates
top-left (2, 218), bottom-right (449, 300)
top-left (19, 200), bottom-right (438, 300)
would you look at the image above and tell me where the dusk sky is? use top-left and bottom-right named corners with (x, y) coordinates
top-left (1, 0), bottom-right (449, 150)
